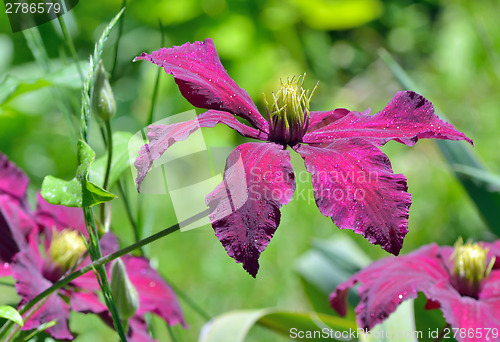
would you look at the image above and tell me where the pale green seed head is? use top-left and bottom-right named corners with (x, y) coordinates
top-left (48, 229), bottom-right (87, 272)
top-left (451, 237), bottom-right (495, 297)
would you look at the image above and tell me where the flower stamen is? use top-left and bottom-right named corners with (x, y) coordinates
top-left (264, 74), bottom-right (318, 146)
top-left (450, 237), bottom-right (495, 298)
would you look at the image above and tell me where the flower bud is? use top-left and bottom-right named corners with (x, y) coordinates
top-left (450, 237), bottom-right (495, 298)
top-left (111, 258), bottom-right (139, 320)
top-left (92, 61), bottom-right (116, 121)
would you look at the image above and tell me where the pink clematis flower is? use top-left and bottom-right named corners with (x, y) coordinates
top-left (0, 153), bottom-right (185, 341)
top-left (330, 240), bottom-right (500, 342)
top-left (134, 38), bottom-right (472, 277)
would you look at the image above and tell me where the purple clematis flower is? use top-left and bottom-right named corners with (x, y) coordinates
top-left (134, 38), bottom-right (472, 277)
top-left (0, 154), bottom-right (185, 341)
top-left (330, 240), bottom-right (500, 342)
top-left (0, 153), bottom-right (36, 276)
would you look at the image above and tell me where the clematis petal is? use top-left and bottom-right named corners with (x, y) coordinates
top-left (127, 316), bottom-right (156, 342)
top-left (307, 109), bottom-right (351, 132)
top-left (329, 244), bottom-right (449, 329)
top-left (135, 110), bottom-right (267, 191)
top-left (35, 193), bottom-right (87, 236)
top-left (295, 139), bottom-right (411, 255)
top-left (70, 291), bottom-right (107, 314)
top-left (123, 256), bottom-right (186, 327)
top-left (134, 38), bottom-right (268, 132)
top-left (427, 281), bottom-right (500, 342)
top-left (206, 142), bottom-right (295, 277)
top-left (12, 248), bottom-right (73, 340)
top-left (0, 195), bottom-right (35, 266)
top-left (479, 270), bottom-right (500, 300)
top-left (303, 91), bottom-right (473, 146)
top-left (0, 153), bottom-right (29, 201)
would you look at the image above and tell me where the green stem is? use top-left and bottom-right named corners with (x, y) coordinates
top-left (103, 119), bottom-right (113, 190)
top-left (146, 20), bottom-right (165, 126)
top-left (56, 12), bottom-right (84, 83)
top-left (117, 181), bottom-right (143, 249)
top-left (0, 209), bottom-right (209, 338)
top-left (111, 0), bottom-right (126, 80)
top-left (166, 324), bottom-right (178, 342)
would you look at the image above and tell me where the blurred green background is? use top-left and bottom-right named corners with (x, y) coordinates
top-left (1, 0), bottom-right (499, 340)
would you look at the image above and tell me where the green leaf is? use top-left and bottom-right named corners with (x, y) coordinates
top-left (0, 63), bottom-right (88, 105)
top-left (295, 236), bottom-right (371, 313)
top-left (23, 320), bottom-right (57, 341)
top-left (89, 131), bottom-right (133, 188)
top-left (41, 140), bottom-right (116, 207)
top-left (453, 164), bottom-right (500, 192)
top-left (0, 305), bottom-right (23, 327)
top-left (199, 308), bottom-right (357, 342)
top-left (360, 300), bottom-right (418, 342)
top-left (379, 49), bottom-right (500, 236)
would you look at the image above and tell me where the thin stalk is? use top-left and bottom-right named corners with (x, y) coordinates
top-left (103, 119), bottom-right (113, 190)
top-left (111, 0), bottom-right (127, 80)
top-left (146, 19), bottom-right (165, 126)
top-left (0, 209), bottom-right (209, 338)
top-left (166, 324), bottom-right (178, 342)
top-left (0, 281), bottom-right (14, 287)
top-left (56, 13), bottom-right (84, 82)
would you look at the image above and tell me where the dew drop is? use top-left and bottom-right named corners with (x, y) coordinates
top-left (150, 281), bottom-right (156, 287)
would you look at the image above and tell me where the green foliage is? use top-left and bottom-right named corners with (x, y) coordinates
top-left (89, 131), bottom-right (133, 189)
top-left (41, 140), bottom-right (116, 207)
top-left (0, 306), bottom-right (23, 328)
top-left (199, 308), bottom-right (356, 342)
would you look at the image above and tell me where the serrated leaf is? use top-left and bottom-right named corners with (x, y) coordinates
top-left (199, 309), bottom-right (357, 342)
top-left (41, 140), bottom-right (116, 207)
top-left (0, 305), bottom-right (23, 327)
top-left (89, 131), bottom-right (134, 188)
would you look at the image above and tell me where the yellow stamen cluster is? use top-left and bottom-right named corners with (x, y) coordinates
top-left (264, 74), bottom-right (317, 145)
top-left (48, 229), bottom-right (87, 272)
top-left (451, 237), bottom-right (495, 297)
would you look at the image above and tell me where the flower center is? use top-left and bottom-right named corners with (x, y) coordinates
top-left (450, 237), bottom-right (495, 298)
top-left (265, 74), bottom-right (317, 146)
top-left (44, 229), bottom-right (87, 282)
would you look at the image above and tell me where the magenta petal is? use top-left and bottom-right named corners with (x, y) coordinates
top-left (70, 291), bottom-right (106, 314)
top-left (12, 249), bottom-right (73, 340)
top-left (295, 139), bottom-right (411, 255)
top-left (428, 281), bottom-right (500, 342)
top-left (307, 109), bottom-right (350, 132)
top-left (0, 195), bottom-right (35, 265)
top-left (479, 270), bottom-right (500, 300)
top-left (35, 193), bottom-right (87, 236)
top-left (0, 153), bottom-right (29, 201)
top-left (303, 91), bottom-right (473, 146)
top-left (135, 110), bottom-right (268, 191)
top-left (127, 316), bottom-right (155, 342)
top-left (206, 142), bottom-right (295, 277)
top-left (123, 256), bottom-right (186, 327)
top-left (330, 244), bottom-right (449, 329)
top-left (134, 38), bottom-right (268, 132)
